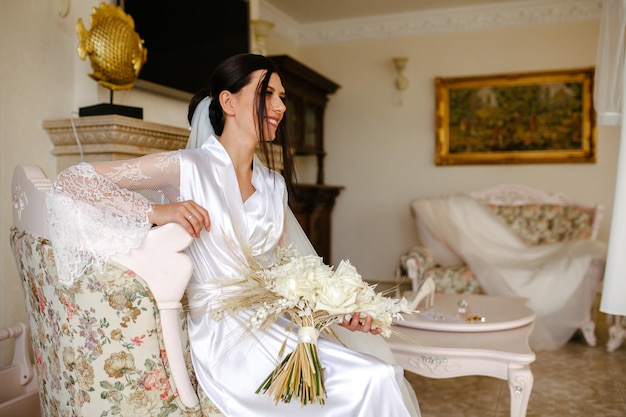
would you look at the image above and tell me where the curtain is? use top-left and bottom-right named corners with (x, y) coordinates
top-left (597, 0), bottom-right (626, 315)
top-left (595, 0), bottom-right (625, 125)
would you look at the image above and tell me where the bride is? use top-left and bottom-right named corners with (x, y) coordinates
top-left (47, 53), bottom-right (420, 416)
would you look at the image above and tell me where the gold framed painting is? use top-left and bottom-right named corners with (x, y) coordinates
top-left (435, 67), bottom-right (596, 165)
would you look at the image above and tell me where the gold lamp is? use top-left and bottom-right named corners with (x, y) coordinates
top-left (76, 2), bottom-right (147, 118)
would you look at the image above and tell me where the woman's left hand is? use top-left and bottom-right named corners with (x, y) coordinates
top-left (340, 312), bottom-right (383, 335)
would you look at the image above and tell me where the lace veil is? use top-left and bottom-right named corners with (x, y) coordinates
top-left (186, 96), bottom-right (215, 149)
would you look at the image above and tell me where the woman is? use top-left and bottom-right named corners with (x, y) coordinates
top-left (47, 54), bottom-right (419, 416)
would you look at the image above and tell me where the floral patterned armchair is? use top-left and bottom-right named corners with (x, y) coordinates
top-left (396, 183), bottom-right (606, 348)
top-left (10, 165), bottom-right (224, 417)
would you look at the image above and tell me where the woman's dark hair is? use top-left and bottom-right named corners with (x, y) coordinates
top-left (187, 53), bottom-right (295, 193)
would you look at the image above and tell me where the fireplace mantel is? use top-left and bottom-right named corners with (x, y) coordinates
top-left (43, 115), bottom-right (189, 173)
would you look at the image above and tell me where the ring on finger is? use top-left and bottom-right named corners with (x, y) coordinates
top-left (187, 214), bottom-right (194, 221)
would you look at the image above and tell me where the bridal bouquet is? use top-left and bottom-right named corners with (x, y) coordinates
top-left (213, 246), bottom-right (411, 406)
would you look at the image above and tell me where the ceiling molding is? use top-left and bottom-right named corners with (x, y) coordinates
top-left (260, 0), bottom-right (601, 46)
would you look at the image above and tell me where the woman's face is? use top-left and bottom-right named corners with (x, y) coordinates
top-left (261, 71), bottom-right (287, 141)
top-left (233, 69), bottom-right (286, 141)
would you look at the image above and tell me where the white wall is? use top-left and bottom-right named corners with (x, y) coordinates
top-left (271, 19), bottom-right (620, 282)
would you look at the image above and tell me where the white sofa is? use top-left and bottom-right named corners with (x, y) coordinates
top-left (397, 183), bottom-right (607, 351)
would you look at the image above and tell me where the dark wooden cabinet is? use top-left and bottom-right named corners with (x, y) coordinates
top-left (271, 55), bottom-right (340, 184)
top-left (290, 184), bottom-right (344, 264)
top-left (270, 55), bottom-right (343, 264)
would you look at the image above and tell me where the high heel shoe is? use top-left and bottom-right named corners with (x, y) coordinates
top-left (408, 277), bottom-right (435, 311)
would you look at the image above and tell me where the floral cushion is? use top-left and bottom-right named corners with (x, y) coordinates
top-left (397, 246), bottom-right (481, 295)
top-left (10, 228), bottom-right (222, 417)
top-left (424, 267), bottom-right (483, 295)
top-left (397, 245), bottom-right (435, 279)
top-left (487, 204), bottom-right (593, 246)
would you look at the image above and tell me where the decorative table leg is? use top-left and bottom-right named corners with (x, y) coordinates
top-left (508, 365), bottom-right (533, 417)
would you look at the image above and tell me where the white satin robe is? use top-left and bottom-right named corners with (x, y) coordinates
top-left (180, 136), bottom-right (418, 416)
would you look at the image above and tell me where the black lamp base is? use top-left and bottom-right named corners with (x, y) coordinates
top-left (79, 103), bottom-right (143, 119)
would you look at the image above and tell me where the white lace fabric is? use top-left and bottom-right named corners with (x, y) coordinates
top-left (47, 153), bottom-right (181, 285)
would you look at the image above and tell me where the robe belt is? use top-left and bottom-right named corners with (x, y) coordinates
top-left (186, 282), bottom-right (228, 319)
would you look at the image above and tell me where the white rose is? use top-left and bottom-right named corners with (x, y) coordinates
top-left (271, 255), bottom-right (330, 304)
top-left (315, 275), bottom-right (360, 315)
top-left (356, 293), bottom-right (384, 319)
top-left (333, 260), bottom-right (368, 290)
top-left (355, 285), bottom-right (377, 307)
top-left (273, 274), bottom-right (302, 302)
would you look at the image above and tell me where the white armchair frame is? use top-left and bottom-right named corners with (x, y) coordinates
top-left (11, 165), bottom-right (225, 416)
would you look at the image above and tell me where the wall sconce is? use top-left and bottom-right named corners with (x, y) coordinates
top-left (251, 19), bottom-right (275, 56)
top-left (392, 57), bottom-right (410, 105)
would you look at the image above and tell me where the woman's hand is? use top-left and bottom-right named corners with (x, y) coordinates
top-left (149, 200), bottom-right (210, 238)
top-left (340, 312), bottom-right (383, 335)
